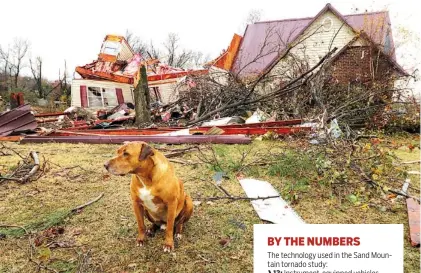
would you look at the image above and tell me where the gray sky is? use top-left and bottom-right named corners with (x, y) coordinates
top-left (1, 0), bottom-right (420, 90)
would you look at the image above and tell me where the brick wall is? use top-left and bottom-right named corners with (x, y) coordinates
top-left (330, 46), bottom-right (395, 85)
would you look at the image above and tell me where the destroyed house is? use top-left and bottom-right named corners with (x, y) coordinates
top-left (71, 35), bottom-right (208, 109)
top-left (230, 3), bottom-right (407, 89)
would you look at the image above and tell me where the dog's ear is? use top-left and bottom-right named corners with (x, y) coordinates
top-left (139, 143), bottom-right (154, 161)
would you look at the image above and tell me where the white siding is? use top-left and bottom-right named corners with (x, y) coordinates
top-left (71, 79), bottom-right (134, 108)
top-left (118, 40), bottom-right (134, 61)
top-left (149, 80), bottom-right (179, 104)
top-left (269, 11), bottom-right (356, 80)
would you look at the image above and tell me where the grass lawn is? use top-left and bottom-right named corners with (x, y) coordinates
top-left (0, 135), bottom-right (419, 273)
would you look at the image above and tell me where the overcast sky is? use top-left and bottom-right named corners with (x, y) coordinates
top-left (1, 0), bottom-right (420, 91)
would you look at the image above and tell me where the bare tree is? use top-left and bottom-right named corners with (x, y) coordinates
top-left (191, 51), bottom-right (211, 68)
top-left (147, 40), bottom-right (161, 59)
top-left (10, 38), bottom-right (30, 88)
top-left (63, 60), bottom-right (70, 97)
top-left (29, 56), bottom-right (43, 98)
top-left (238, 9), bottom-right (263, 34)
top-left (125, 30), bottom-right (208, 69)
top-left (0, 46), bottom-right (12, 90)
top-left (125, 29), bottom-right (148, 56)
top-left (163, 33), bottom-right (196, 68)
top-left (125, 29), bottom-right (161, 60)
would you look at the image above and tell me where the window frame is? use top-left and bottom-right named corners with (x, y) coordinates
top-left (86, 86), bottom-right (119, 108)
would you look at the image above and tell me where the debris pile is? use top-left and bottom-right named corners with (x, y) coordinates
top-left (0, 97), bottom-right (311, 144)
top-left (0, 34), bottom-right (312, 144)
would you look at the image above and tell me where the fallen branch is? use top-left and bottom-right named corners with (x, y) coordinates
top-left (354, 135), bottom-right (378, 141)
top-left (21, 151), bottom-right (40, 183)
top-left (0, 176), bottom-right (24, 182)
top-left (164, 150), bottom-right (193, 158)
top-left (0, 151), bottom-right (40, 183)
top-left (187, 47), bottom-right (338, 125)
top-left (352, 163), bottom-right (420, 202)
top-left (71, 193), bottom-right (104, 213)
top-left (0, 193), bottom-right (104, 238)
top-left (168, 158), bottom-right (201, 165)
top-left (401, 160), bottom-right (421, 165)
top-left (0, 143), bottom-right (25, 159)
top-left (201, 178), bottom-right (232, 197)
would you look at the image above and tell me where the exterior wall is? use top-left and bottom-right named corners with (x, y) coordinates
top-left (118, 40), bottom-right (134, 61)
top-left (268, 11), bottom-right (356, 84)
top-left (330, 46), bottom-right (371, 83)
top-left (260, 11), bottom-right (398, 92)
top-left (149, 79), bottom-right (179, 104)
top-left (330, 44), bottom-right (396, 85)
top-left (71, 79), bottom-right (133, 108)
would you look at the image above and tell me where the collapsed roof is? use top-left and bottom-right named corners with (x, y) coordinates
top-left (75, 35), bottom-right (208, 86)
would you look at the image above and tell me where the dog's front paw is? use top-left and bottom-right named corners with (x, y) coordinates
top-left (163, 242), bottom-right (174, 252)
top-left (136, 236), bottom-right (145, 247)
top-left (175, 233), bottom-right (182, 240)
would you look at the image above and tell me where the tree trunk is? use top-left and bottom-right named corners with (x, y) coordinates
top-left (8, 67), bottom-right (12, 91)
top-left (134, 65), bottom-right (151, 126)
top-left (14, 71), bottom-right (18, 88)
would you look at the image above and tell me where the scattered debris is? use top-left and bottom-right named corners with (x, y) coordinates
top-left (245, 109), bottom-right (269, 124)
top-left (212, 172), bottom-right (226, 186)
top-left (20, 135), bottom-right (252, 144)
top-left (10, 92), bottom-right (25, 109)
top-left (0, 104), bottom-right (37, 136)
top-left (238, 177), bottom-right (305, 224)
top-left (351, 163), bottom-right (420, 202)
top-left (398, 179), bottom-right (411, 200)
top-left (202, 116), bottom-right (245, 127)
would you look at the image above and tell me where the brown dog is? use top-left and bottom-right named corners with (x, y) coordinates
top-left (104, 141), bottom-right (193, 252)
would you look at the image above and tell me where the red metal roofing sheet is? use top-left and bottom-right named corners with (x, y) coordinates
top-left (0, 104), bottom-right (37, 136)
top-left (20, 135), bottom-right (252, 144)
top-left (209, 34), bottom-right (243, 71)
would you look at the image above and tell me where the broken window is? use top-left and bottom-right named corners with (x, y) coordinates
top-left (87, 86), bottom-right (118, 108)
top-left (102, 88), bottom-right (118, 107)
top-left (87, 87), bottom-right (102, 107)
